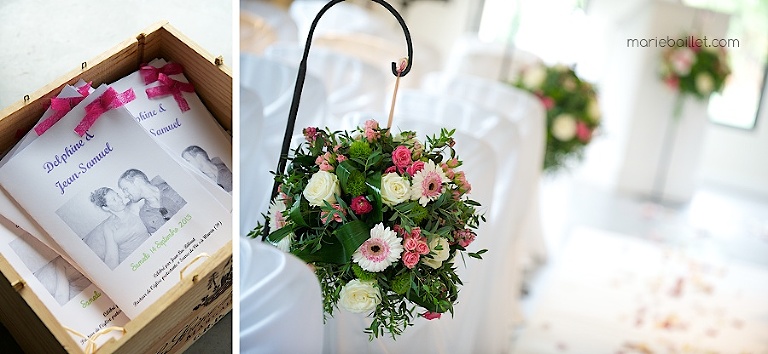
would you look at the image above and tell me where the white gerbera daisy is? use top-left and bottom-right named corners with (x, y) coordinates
top-left (268, 198), bottom-right (293, 252)
top-left (410, 160), bottom-right (450, 206)
top-left (352, 223), bottom-right (403, 272)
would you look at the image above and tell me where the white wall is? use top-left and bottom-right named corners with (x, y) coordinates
top-left (699, 89), bottom-right (768, 196)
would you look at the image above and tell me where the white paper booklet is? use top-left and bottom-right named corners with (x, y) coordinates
top-left (0, 216), bottom-right (129, 349)
top-left (0, 84), bottom-right (232, 318)
top-left (110, 58), bottom-right (232, 210)
top-left (0, 82), bottom-right (94, 264)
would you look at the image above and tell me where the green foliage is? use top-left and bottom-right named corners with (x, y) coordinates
top-left (512, 64), bottom-right (600, 173)
top-left (253, 122), bottom-right (487, 340)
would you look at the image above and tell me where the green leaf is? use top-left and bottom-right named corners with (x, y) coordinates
top-left (336, 161), bottom-right (355, 194)
top-left (265, 224), bottom-right (294, 244)
top-left (334, 220), bottom-right (371, 259)
top-left (289, 198), bottom-right (309, 228)
top-left (365, 172), bottom-right (383, 224)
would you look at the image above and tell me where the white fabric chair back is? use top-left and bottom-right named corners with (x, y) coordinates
top-left (335, 100), bottom-right (525, 353)
top-left (444, 34), bottom-right (541, 83)
top-left (289, 1), bottom-right (401, 44)
top-left (241, 0), bottom-right (298, 46)
top-left (312, 33), bottom-right (441, 89)
top-left (240, 237), bottom-right (324, 354)
top-left (421, 71), bottom-right (550, 326)
top-left (321, 118), bottom-right (500, 354)
top-left (265, 43), bottom-right (388, 121)
top-left (240, 54), bottom-right (328, 230)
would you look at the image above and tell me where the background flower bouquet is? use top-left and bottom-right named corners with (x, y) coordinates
top-left (659, 33), bottom-right (731, 114)
top-left (513, 63), bottom-right (601, 173)
top-left (250, 119), bottom-right (485, 339)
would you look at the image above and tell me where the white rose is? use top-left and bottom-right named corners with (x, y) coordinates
top-left (551, 114), bottom-right (577, 141)
top-left (422, 237), bottom-right (450, 269)
top-left (381, 173), bottom-right (411, 206)
top-left (695, 73), bottom-right (714, 95)
top-left (339, 279), bottom-right (381, 313)
top-left (303, 170), bottom-right (340, 207)
top-left (587, 98), bottom-right (601, 123)
top-left (522, 64), bottom-right (546, 89)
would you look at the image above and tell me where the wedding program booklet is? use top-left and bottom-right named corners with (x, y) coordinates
top-left (110, 58), bottom-right (232, 208)
top-left (0, 216), bottom-right (129, 349)
top-left (0, 83), bottom-right (94, 267)
top-left (0, 84), bottom-right (232, 318)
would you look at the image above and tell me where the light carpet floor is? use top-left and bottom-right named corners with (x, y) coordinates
top-left (512, 227), bottom-right (768, 354)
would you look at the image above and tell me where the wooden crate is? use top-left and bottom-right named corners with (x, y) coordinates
top-left (0, 21), bottom-right (232, 353)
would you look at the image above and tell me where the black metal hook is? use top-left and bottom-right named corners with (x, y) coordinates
top-left (266, 0), bottom-right (414, 237)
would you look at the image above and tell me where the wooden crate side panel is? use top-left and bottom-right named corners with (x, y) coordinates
top-left (0, 39), bottom-right (139, 153)
top-left (99, 241), bottom-right (233, 354)
top-left (155, 26), bottom-right (232, 132)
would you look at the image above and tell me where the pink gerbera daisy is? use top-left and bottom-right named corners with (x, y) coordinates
top-left (410, 160), bottom-right (450, 206)
top-left (352, 223), bottom-right (403, 272)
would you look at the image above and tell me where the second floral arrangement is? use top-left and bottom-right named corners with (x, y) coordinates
top-left (513, 63), bottom-right (601, 173)
top-left (251, 120), bottom-right (485, 339)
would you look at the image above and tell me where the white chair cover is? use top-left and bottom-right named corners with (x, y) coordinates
top-left (334, 95), bottom-right (526, 352)
top-left (240, 12), bottom-right (279, 55)
top-left (239, 53), bottom-right (328, 230)
top-left (240, 0), bottom-right (298, 46)
top-left (421, 71), bottom-right (549, 287)
top-left (289, 1), bottom-right (402, 44)
top-left (322, 115), bottom-right (502, 354)
top-left (444, 34), bottom-right (541, 83)
top-left (264, 43), bottom-right (388, 121)
top-left (240, 236), bottom-right (324, 354)
top-left (312, 32), bottom-right (441, 89)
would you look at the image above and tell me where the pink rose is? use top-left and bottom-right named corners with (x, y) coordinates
top-left (393, 224), bottom-right (406, 237)
top-left (422, 311), bottom-right (442, 320)
top-left (402, 251), bottom-right (420, 269)
top-left (406, 161), bottom-right (425, 177)
top-left (535, 93), bottom-right (555, 110)
top-left (320, 204), bottom-right (346, 224)
top-left (336, 154), bottom-right (348, 162)
top-left (364, 120), bottom-right (380, 142)
top-left (664, 76), bottom-right (679, 90)
top-left (384, 165), bottom-right (397, 174)
top-left (445, 158), bottom-right (459, 169)
top-left (303, 127), bottom-right (318, 143)
top-left (410, 227), bottom-right (421, 239)
top-left (350, 196), bottom-right (373, 215)
top-left (392, 145), bottom-right (412, 168)
top-left (415, 240), bottom-right (429, 255)
top-left (403, 237), bottom-right (420, 251)
top-left (315, 152), bottom-right (334, 171)
top-left (455, 229), bottom-right (476, 248)
top-left (441, 163), bottom-right (455, 180)
top-left (576, 121), bottom-right (592, 143)
top-left (454, 171), bottom-right (471, 194)
top-left (318, 161), bottom-right (334, 171)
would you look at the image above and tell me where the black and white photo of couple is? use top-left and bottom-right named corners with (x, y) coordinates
top-left (181, 145), bottom-right (232, 193)
top-left (9, 232), bottom-right (91, 306)
top-left (58, 169), bottom-right (187, 270)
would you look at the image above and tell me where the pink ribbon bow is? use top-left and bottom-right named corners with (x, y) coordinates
top-left (139, 62), bottom-right (184, 85)
top-left (145, 73), bottom-right (195, 112)
top-left (35, 81), bottom-right (93, 135)
top-left (74, 87), bottom-right (136, 136)
top-left (76, 82), bottom-right (92, 96)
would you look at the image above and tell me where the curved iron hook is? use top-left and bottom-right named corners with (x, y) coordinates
top-left (266, 0), bottom-right (414, 236)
